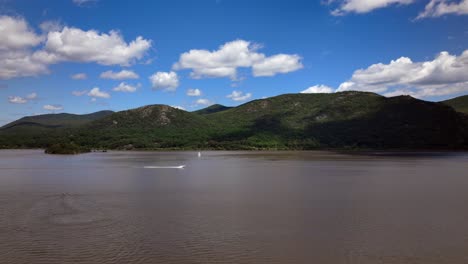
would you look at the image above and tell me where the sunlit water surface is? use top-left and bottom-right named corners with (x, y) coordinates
top-left (1, 150), bottom-right (468, 264)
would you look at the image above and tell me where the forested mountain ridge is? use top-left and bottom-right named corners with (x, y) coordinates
top-left (1, 92), bottom-right (468, 150)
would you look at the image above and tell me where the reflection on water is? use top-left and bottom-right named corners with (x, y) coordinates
top-left (1, 150), bottom-right (468, 264)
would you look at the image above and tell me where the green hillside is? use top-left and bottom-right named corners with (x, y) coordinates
top-left (1, 92), bottom-right (468, 150)
top-left (442, 95), bottom-right (468, 114)
top-left (0, 111), bottom-right (114, 148)
top-left (1, 110), bottom-right (114, 131)
top-left (73, 105), bottom-right (213, 149)
top-left (194, 104), bottom-right (232, 115)
top-left (201, 92), bottom-right (468, 149)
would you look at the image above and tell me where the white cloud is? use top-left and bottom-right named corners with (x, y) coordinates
top-left (26, 92), bottom-right (37, 100)
top-left (72, 0), bottom-right (98, 6)
top-left (173, 39), bottom-right (302, 79)
top-left (383, 83), bottom-right (468, 98)
top-left (0, 15), bottom-right (152, 80)
top-left (252, 54), bottom-right (303, 77)
top-left (43, 27), bottom-right (151, 66)
top-left (195, 98), bottom-right (213, 106)
top-left (112, 82), bottom-right (140, 93)
top-left (190, 67), bottom-right (238, 79)
top-left (8, 96), bottom-right (27, 104)
top-left (71, 73), bottom-right (87, 80)
top-left (417, 0), bottom-right (468, 19)
top-left (173, 40), bottom-right (262, 79)
top-left (0, 50), bottom-right (53, 80)
top-left (43, 104), bottom-right (63, 111)
top-left (301, 85), bottom-right (334, 94)
top-left (0, 16), bottom-right (43, 50)
top-left (329, 0), bottom-right (415, 15)
top-left (100, 70), bottom-right (139, 80)
top-left (39, 20), bottom-right (64, 32)
top-left (171, 105), bottom-right (186, 110)
top-left (337, 50), bottom-right (468, 98)
top-left (8, 92), bottom-right (37, 104)
top-left (0, 16), bottom-right (49, 79)
top-left (186, 88), bottom-right (202, 96)
top-left (149, 71), bottom-right (179, 91)
top-left (87, 87), bottom-right (110, 98)
top-left (72, 90), bottom-right (88, 96)
top-left (226, 90), bottom-right (252, 101)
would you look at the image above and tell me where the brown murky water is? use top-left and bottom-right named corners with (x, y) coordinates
top-left (1, 150), bottom-right (468, 264)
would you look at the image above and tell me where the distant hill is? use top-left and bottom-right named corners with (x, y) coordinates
top-left (201, 92), bottom-right (468, 149)
top-left (442, 95), bottom-right (468, 114)
top-left (194, 104), bottom-right (232, 115)
top-left (74, 105), bottom-right (212, 149)
top-left (1, 110), bottom-right (114, 131)
top-left (1, 92), bottom-right (468, 150)
top-left (0, 110), bottom-right (113, 148)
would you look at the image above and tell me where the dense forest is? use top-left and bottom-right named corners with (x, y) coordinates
top-left (1, 92), bottom-right (468, 151)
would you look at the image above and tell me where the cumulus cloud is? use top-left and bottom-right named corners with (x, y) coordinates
top-left (42, 27), bottom-right (151, 66)
top-left (226, 90), bottom-right (252, 101)
top-left (112, 82), bottom-right (140, 93)
top-left (0, 15), bottom-right (152, 80)
top-left (252, 54), bottom-right (303, 77)
top-left (195, 98), bottom-right (213, 106)
top-left (0, 16), bottom-right (43, 50)
top-left (8, 96), bottom-right (27, 104)
top-left (0, 51), bottom-right (53, 80)
top-left (72, 90), bottom-right (88, 96)
top-left (8, 92), bottom-right (37, 104)
top-left (149, 71), bottom-right (179, 91)
top-left (301, 85), bottom-right (334, 93)
top-left (173, 40), bottom-right (302, 79)
top-left (329, 0), bottom-right (415, 15)
top-left (336, 50), bottom-right (468, 98)
top-left (186, 88), bottom-right (202, 96)
top-left (171, 105), bottom-right (186, 110)
top-left (0, 16), bottom-right (50, 79)
top-left (71, 73), bottom-right (87, 80)
top-left (72, 0), bottom-right (98, 6)
top-left (87, 87), bottom-right (110, 98)
top-left (43, 104), bottom-right (63, 111)
top-left (100, 70), bottom-right (139, 80)
top-left (39, 20), bottom-right (64, 32)
top-left (383, 83), bottom-right (468, 97)
top-left (417, 0), bottom-right (468, 19)
top-left (173, 40), bottom-right (263, 79)
top-left (26, 92), bottom-right (37, 100)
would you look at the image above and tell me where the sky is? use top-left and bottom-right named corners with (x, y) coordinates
top-left (0, 0), bottom-right (467, 125)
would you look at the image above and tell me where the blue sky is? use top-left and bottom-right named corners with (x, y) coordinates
top-left (0, 0), bottom-right (467, 125)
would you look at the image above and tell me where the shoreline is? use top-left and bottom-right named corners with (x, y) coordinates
top-left (1, 148), bottom-right (467, 155)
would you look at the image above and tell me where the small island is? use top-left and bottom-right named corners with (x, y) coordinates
top-left (44, 143), bottom-right (91, 155)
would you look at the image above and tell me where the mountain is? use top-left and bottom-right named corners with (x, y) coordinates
top-left (0, 110), bottom-right (114, 148)
top-left (2, 92), bottom-right (468, 150)
top-left (1, 110), bottom-right (114, 131)
top-left (442, 95), bottom-right (468, 114)
top-left (194, 104), bottom-right (232, 115)
top-left (73, 105), bottom-right (212, 149)
top-left (201, 92), bottom-right (468, 149)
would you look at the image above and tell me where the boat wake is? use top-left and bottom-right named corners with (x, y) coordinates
top-left (143, 165), bottom-right (186, 169)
